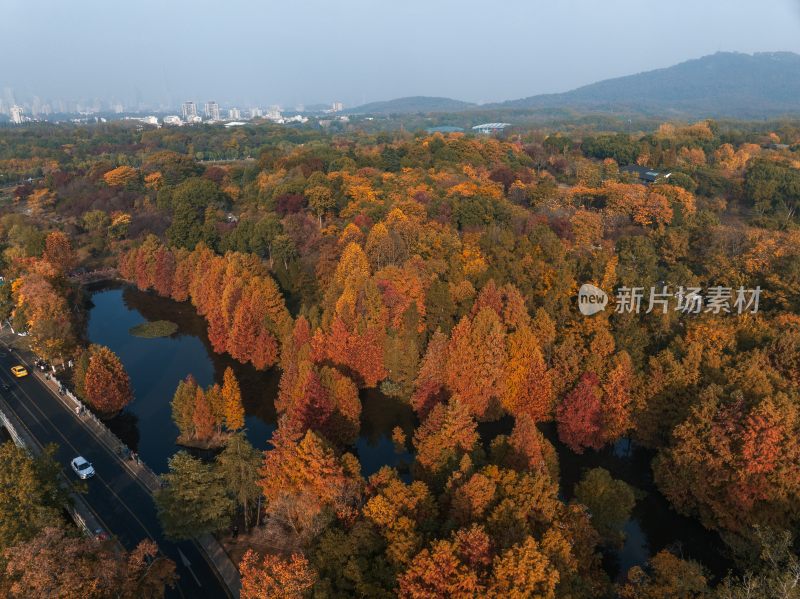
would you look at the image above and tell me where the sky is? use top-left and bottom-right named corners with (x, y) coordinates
top-left (3, 0), bottom-right (800, 110)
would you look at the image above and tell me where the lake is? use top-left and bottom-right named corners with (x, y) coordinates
top-left (86, 284), bottom-right (414, 476)
top-left (86, 283), bottom-right (731, 582)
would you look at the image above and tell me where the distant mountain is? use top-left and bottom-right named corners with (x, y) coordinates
top-left (349, 53), bottom-right (800, 120)
top-left (345, 96), bottom-right (476, 115)
top-left (491, 52), bottom-right (800, 118)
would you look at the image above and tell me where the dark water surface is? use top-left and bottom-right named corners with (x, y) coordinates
top-left (86, 284), bottom-right (413, 475)
top-left (87, 284), bottom-right (731, 582)
top-left (543, 424), bottom-right (734, 582)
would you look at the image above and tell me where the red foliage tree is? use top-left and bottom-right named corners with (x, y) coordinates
top-left (556, 372), bottom-right (604, 454)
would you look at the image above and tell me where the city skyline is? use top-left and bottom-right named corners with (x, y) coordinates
top-left (3, 0), bottom-right (800, 111)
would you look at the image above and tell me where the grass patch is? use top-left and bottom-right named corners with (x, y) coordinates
top-left (129, 320), bottom-right (178, 338)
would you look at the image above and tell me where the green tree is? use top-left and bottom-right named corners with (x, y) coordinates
top-left (715, 527), bottom-right (800, 599)
top-left (306, 185), bottom-right (336, 228)
top-left (216, 433), bottom-right (262, 529)
top-left (574, 468), bottom-right (637, 546)
top-left (0, 281), bottom-right (13, 323)
top-left (155, 451), bottom-right (233, 540)
top-left (165, 178), bottom-right (227, 249)
top-left (171, 376), bottom-right (198, 439)
top-left (0, 442), bottom-right (70, 552)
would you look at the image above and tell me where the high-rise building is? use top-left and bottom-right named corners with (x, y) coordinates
top-left (10, 105), bottom-right (23, 124)
top-left (204, 101), bottom-right (220, 121)
top-left (266, 106), bottom-right (282, 121)
top-left (249, 107), bottom-right (262, 119)
top-left (332, 101), bottom-right (344, 112)
top-left (181, 101), bottom-right (197, 121)
top-left (228, 107), bottom-right (240, 120)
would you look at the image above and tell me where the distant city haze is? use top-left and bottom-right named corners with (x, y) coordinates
top-left (3, 0), bottom-right (800, 110)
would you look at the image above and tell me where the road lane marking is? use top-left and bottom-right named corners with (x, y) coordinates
top-left (0, 383), bottom-right (116, 539)
top-left (0, 370), bottom-right (161, 543)
top-left (1, 345), bottom-right (225, 597)
top-left (12, 349), bottom-right (160, 498)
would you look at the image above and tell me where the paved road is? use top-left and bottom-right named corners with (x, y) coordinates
top-left (0, 346), bottom-right (229, 599)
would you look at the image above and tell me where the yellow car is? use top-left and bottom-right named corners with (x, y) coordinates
top-left (10, 365), bottom-right (28, 378)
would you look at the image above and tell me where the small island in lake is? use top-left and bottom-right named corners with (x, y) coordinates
top-left (129, 320), bottom-right (178, 338)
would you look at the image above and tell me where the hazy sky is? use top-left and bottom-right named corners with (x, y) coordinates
top-left (4, 0), bottom-right (800, 109)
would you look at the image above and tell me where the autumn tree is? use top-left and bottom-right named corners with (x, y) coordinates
top-left (397, 539), bottom-right (482, 598)
top-left (600, 351), bottom-right (636, 443)
top-left (654, 391), bottom-right (800, 536)
top-left (0, 443), bottom-right (67, 552)
top-left (222, 367), bottom-right (245, 431)
top-left (556, 372), bottom-right (604, 454)
top-left (42, 231), bottom-right (76, 275)
top-left (492, 414), bottom-right (559, 479)
top-left (306, 185), bottom-right (336, 228)
top-left (362, 467), bottom-right (437, 568)
top-left (120, 240), bottom-right (291, 372)
top-left (103, 165), bottom-right (139, 188)
top-left (502, 327), bottom-right (554, 422)
top-left (413, 399), bottom-right (479, 481)
top-left (488, 536), bottom-right (560, 599)
top-left (411, 329), bottom-right (449, 419)
top-left (259, 428), bottom-right (363, 550)
top-left (3, 527), bottom-right (176, 599)
top-left (82, 345), bottom-right (133, 415)
top-left (315, 243), bottom-right (388, 387)
top-left (618, 550), bottom-right (709, 599)
top-left (240, 550), bottom-right (316, 599)
top-left (12, 273), bottom-right (75, 362)
top-left (444, 309), bottom-right (506, 420)
top-left (192, 386), bottom-right (215, 443)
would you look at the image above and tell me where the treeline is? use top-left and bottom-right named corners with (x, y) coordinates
top-left (0, 442), bottom-right (176, 596)
top-left (171, 367), bottom-right (245, 447)
top-left (4, 118), bottom-right (800, 597)
top-left (118, 236), bottom-right (292, 370)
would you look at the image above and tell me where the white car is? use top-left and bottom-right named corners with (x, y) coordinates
top-left (71, 456), bottom-right (95, 479)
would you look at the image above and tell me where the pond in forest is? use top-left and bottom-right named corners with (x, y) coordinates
top-left (87, 283), bottom-right (731, 582)
top-left (85, 284), bottom-right (415, 475)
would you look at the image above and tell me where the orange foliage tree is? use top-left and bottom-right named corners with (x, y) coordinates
top-left (119, 239), bottom-right (290, 370)
top-left (42, 231), bottom-right (76, 275)
top-left (239, 550), bottom-right (316, 599)
top-left (82, 345), bottom-right (133, 415)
